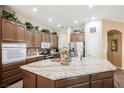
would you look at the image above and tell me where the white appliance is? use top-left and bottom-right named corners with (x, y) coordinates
top-left (2, 43), bottom-right (26, 64)
top-left (41, 42), bottom-right (50, 49)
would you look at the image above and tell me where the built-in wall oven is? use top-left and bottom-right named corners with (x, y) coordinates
top-left (2, 43), bottom-right (26, 64)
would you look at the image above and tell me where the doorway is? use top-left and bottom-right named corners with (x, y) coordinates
top-left (107, 30), bottom-right (122, 68)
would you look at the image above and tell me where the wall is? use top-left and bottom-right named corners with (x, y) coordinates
top-left (107, 32), bottom-right (122, 67)
top-left (84, 20), bottom-right (102, 59)
top-left (102, 19), bottom-right (124, 68)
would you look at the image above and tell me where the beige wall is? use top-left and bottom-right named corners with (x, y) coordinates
top-left (102, 19), bottom-right (124, 68)
top-left (107, 32), bottom-right (122, 67)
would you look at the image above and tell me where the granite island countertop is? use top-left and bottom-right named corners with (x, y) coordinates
top-left (21, 58), bottom-right (117, 80)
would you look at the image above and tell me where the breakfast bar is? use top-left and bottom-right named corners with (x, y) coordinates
top-left (21, 58), bottom-right (116, 88)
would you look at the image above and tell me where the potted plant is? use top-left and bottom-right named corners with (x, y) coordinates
top-left (51, 32), bottom-right (57, 35)
top-left (25, 22), bottom-right (34, 30)
top-left (41, 29), bottom-right (50, 33)
top-left (2, 10), bottom-right (18, 22)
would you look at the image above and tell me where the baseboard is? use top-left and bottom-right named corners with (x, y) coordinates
top-left (116, 66), bottom-right (124, 70)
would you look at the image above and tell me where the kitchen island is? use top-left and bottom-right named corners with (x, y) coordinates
top-left (21, 58), bottom-right (116, 88)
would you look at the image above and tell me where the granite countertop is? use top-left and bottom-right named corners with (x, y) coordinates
top-left (26, 55), bottom-right (44, 59)
top-left (21, 57), bottom-right (117, 80)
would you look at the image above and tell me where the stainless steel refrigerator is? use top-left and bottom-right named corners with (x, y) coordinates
top-left (69, 42), bottom-right (85, 60)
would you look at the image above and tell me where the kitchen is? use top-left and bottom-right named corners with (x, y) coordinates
top-left (0, 5), bottom-right (124, 88)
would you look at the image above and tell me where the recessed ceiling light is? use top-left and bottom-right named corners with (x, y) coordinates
top-left (74, 20), bottom-right (78, 24)
top-left (32, 8), bottom-right (37, 12)
top-left (48, 18), bottom-right (52, 22)
top-left (89, 4), bottom-right (94, 8)
top-left (57, 24), bottom-right (61, 27)
top-left (91, 17), bottom-right (95, 20)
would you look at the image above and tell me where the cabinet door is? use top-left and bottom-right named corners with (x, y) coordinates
top-left (0, 74), bottom-right (1, 85)
top-left (16, 23), bottom-right (26, 42)
top-left (2, 19), bottom-right (16, 41)
top-left (41, 32), bottom-right (46, 42)
top-left (46, 33), bottom-right (50, 42)
top-left (26, 30), bottom-right (34, 47)
top-left (91, 80), bottom-right (104, 88)
top-left (34, 32), bottom-right (41, 47)
top-left (50, 35), bottom-right (54, 48)
top-left (53, 35), bottom-right (58, 48)
top-left (77, 33), bottom-right (84, 42)
top-left (70, 34), bottom-right (76, 42)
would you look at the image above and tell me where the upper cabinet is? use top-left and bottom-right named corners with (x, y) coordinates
top-left (41, 32), bottom-right (50, 43)
top-left (50, 34), bottom-right (58, 48)
top-left (70, 33), bottom-right (85, 42)
top-left (1, 19), bottom-right (16, 41)
top-left (50, 34), bottom-right (54, 48)
top-left (16, 23), bottom-right (26, 42)
top-left (26, 30), bottom-right (34, 47)
top-left (1, 18), bottom-right (26, 42)
top-left (34, 31), bottom-right (41, 47)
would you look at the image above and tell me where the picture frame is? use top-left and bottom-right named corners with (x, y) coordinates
top-left (111, 39), bottom-right (118, 51)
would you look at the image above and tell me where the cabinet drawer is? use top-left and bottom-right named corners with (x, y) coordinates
top-left (2, 61), bottom-right (26, 72)
top-left (26, 58), bottom-right (37, 64)
top-left (91, 71), bottom-right (114, 81)
top-left (91, 80), bottom-right (103, 88)
top-left (104, 78), bottom-right (114, 88)
top-left (55, 75), bottom-right (90, 88)
top-left (2, 68), bottom-right (22, 79)
top-left (68, 82), bottom-right (90, 88)
top-left (37, 56), bottom-right (44, 61)
top-left (2, 73), bottom-right (23, 85)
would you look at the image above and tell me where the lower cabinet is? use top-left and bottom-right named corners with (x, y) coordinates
top-left (0, 74), bottom-right (1, 85)
top-left (26, 56), bottom-right (44, 64)
top-left (2, 61), bottom-right (26, 86)
top-left (91, 71), bottom-right (114, 88)
top-left (52, 53), bottom-right (60, 58)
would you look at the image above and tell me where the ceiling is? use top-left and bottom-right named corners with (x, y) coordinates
top-left (9, 5), bottom-right (124, 30)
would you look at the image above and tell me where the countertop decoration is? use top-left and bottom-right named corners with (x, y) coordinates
top-left (60, 47), bottom-right (70, 65)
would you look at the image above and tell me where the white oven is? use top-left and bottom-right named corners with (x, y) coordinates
top-left (2, 43), bottom-right (26, 64)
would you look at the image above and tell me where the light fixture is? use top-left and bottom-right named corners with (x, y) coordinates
top-left (32, 8), bottom-right (37, 12)
top-left (74, 20), bottom-right (78, 24)
top-left (89, 4), bottom-right (94, 8)
top-left (91, 17), bottom-right (95, 20)
top-left (57, 24), bottom-right (61, 27)
top-left (48, 18), bottom-right (52, 22)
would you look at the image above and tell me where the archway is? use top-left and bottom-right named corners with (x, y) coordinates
top-left (107, 30), bottom-right (122, 68)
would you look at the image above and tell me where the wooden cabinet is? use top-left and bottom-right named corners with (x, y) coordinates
top-left (2, 19), bottom-right (16, 41)
top-left (34, 31), bottom-right (41, 47)
top-left (70, 33), bottom-right (84, 42)
top-left (16, 23), bottom-right (26, 42)
top-left (91, 71), bottom-right (114, 88)
top-left (46, 33), bottom-right (50, 42)
top-left (0, 74), bottom-right (1, 86)
top-left (52, 53), bottom-right (60, 58)
top-left (41, 32), bottom-right (46, 42)
top-left (41, 32), bottom-right (50, 43)
top-left (26, 30), bottom-right (34, 47)
top-left (2, 61), bottom-right (26, 86)
top-left (50, 34), bottom-right (54, 48)
top-left (26, 56), bottom-right (44, 64)
top-left (53, 35), bottom-right (58, 48)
